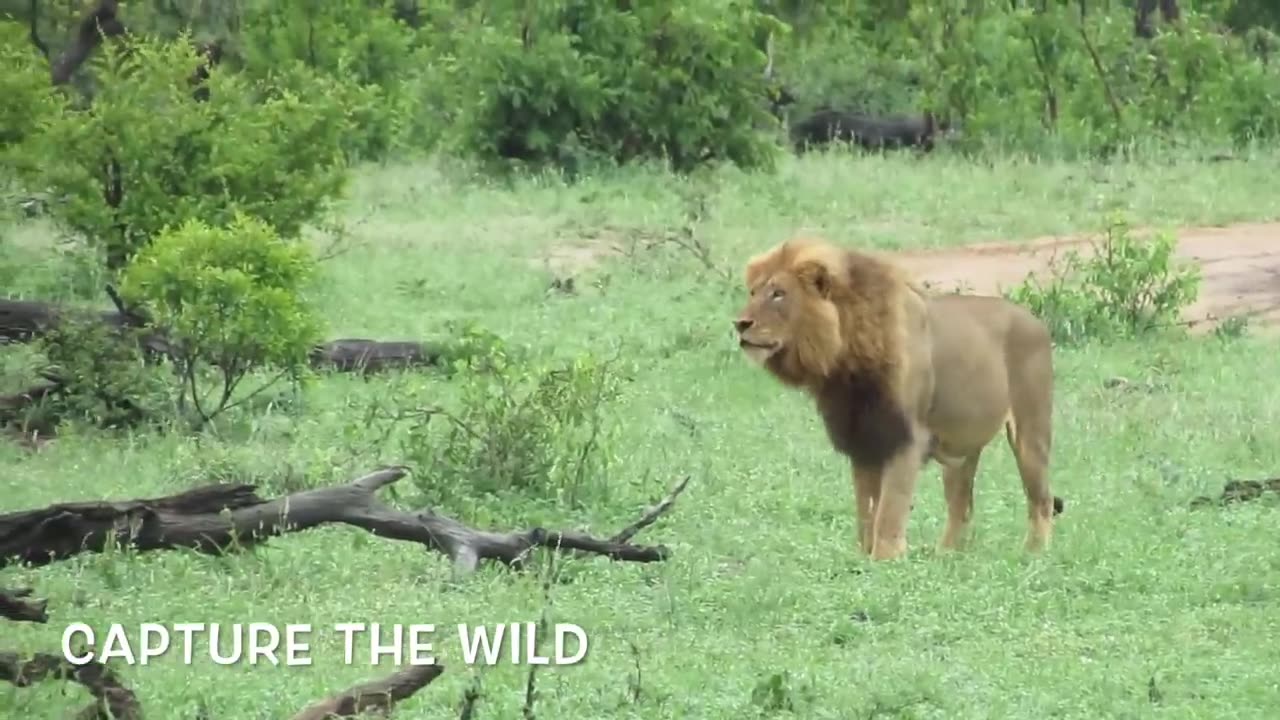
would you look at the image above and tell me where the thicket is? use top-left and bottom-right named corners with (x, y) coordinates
top-left (7, 0), bottom-right (1279, 174)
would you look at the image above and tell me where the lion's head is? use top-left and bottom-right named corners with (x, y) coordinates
top-left (734, 236), bottom-right (909, 389)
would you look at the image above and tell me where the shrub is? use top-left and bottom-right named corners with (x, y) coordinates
top-left (426, 0), bottom-right (786, 174)
top-left (0, 26), bottom-right (59, 152)
top-left (400, 340), bottom-right (628, 512)
top-left (235, 0), bottom-right (422, 160)
top-left (25, 318), bottom-right (169, 433)
top-left (8, 32), bottom-right (356, 274)
top-left (1005, 213), bottom-right (1201, 345)
top-left (119, 214), bottom-right (325, 429)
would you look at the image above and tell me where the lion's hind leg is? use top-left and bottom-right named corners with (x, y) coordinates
top-left (1006, 345), bottom-right (1055, 553)
top-left (937, 451), bottom-right (981, 552)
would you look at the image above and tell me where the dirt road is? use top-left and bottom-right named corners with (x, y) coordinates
top-left (890, 221), bottom-right (1280, 332)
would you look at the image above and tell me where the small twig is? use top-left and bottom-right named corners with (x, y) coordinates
top-left (608, 475), bottom-right (691, 544)
top-left (1076, 0), bottom-right (1123, 128)
top-left (457, 669), bottom-right (486, 720)
top-left (627, 640), bottom-right (644, 704)
top-left (522, 552), bottom-right (560, 720)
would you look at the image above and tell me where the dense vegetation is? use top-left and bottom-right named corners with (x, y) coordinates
top-left (2, 1), bottom-right (1278, 716)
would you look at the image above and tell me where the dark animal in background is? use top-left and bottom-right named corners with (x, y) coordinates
top-left (790, 108), bottom-right (952, 153)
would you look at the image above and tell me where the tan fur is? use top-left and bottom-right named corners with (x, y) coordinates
top-left (735, 236), bottom-right (1059, 561)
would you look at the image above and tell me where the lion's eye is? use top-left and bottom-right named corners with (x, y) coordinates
top-left (770, 288), bottom-right (785, 301)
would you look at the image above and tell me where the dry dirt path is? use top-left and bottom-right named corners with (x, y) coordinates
top-left (889, 221), bottom-right (1280, 333)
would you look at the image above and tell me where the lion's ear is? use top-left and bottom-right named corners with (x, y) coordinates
top-left (793, 259), bottom-right (832, 298)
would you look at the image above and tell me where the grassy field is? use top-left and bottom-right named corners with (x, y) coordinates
top-left (4, 147), bottom-right (1280, 718)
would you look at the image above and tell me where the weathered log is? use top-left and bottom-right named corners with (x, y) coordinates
top-left (1189, 478), bottom-right (1280, 508)
top-left (0, 587), bottom-right (48, 623)
top-left (308, 339), bottom-right (442, 374)
top-left (290, 664), bottom-right (444, 720)
top-left (0, 298), bottom-right (126, 344)
top-left (3, 298), bottom-right (440, 375)
top-left (0, 650), bottom-right (142, 719)
top-left (0, 297), bottom-right (170, 361)
top-left (0, 467), bottom-right (687, 576)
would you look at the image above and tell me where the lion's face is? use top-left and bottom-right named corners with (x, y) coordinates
top-left (735, 246), bottom-right (844, 383)
top-left (734, 272), bottom-right (803, 365)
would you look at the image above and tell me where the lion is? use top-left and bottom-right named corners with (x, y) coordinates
top-left (733, 236), bottom-right (1063, 561)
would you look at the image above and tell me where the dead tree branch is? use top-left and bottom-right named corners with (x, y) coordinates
top-left (290, 664), bottom-right (444, 720)
top-left (0, 651), bottom-right (142, 720)
top-left (0, 468), bottom-right (687, 576)
top-left (0, 587), bottom-right (48, 623)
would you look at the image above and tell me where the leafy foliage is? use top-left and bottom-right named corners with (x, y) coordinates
top-left (25, 319), bottom-right (168, 433)
top-left (422, 0), bottom-right (787, 173)
top-left (1006, 213), bottom-right (1202, 346)
top-left (235, 0), bottom-right (424, 160)
top-left (119, 213), bottom-right (324, 429)
top-left (7, 32), bottom-right (355, 273)
top-left (401, 339), bottom-right (629, 511)
top-left (0, 24), bottom-right (60, 157)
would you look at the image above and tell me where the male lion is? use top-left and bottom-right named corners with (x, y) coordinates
top-left (734, 237), bottom-right (1063, 561)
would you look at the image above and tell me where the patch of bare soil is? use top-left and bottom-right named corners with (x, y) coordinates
top-left (537, 239), bottom-right (625, 276)
top-left (888, 221), bottom-right (1280, 332)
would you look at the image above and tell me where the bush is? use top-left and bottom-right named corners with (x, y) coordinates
top-left (400, 340), bottom-right (628, 512)
top-left (0, 25), bottom-right (60, 153)
top-left (119, 214), bottom-right (325, 430)
top-left (1005, 213), bottom-right (1202, 345)
top-left (235, 0), bottom-right (423, 160)
top-left (8, 32), bottom-right (356, 274)
top-left (20, 318), bottom-right (169, 434)
top-left (764, 3), bottom-right (1280, 158)
top-left (425, 0), bottom-right (786, 174)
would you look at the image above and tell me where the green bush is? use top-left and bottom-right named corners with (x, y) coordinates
top-left (235, 0), bottom-right (422, 160)
top-left (424, 0), bottom-right (786, 174)
top-left (764, 3), bottom-right (1280, 157)
top-left (8, 32), bottom-right (356, 273)
top-left (0, 24), bottom-right (61, 159)
top-left (400, 340), bottom-right (628, 511)
top-left (25, 318), bottom-right (169, 434)
top-left (1005, 213), bottom-right (1202, 346)
top-left (119, 213), bottom-right (325, 429)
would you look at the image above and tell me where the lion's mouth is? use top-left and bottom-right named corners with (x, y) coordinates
top-left (739, 338), bottom-right (778, 351)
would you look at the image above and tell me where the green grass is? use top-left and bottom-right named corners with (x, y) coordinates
top-left (3, 147), bottom-right (1280, 718)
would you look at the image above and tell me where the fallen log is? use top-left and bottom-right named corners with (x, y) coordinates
top-left (0, 467), bottom-right (688, 576)
top-left (1189, 478), bottom-right (1280, 508)
top-left (0, 650), bottom-right (142, 719)
top-left (0, 587), bottom-right (49, 623)
top-left (0, 297), bottom-right (171, 361)
top-left (290, 664), bottom-right (444, 720)
top-left (308, 339), bottom-right (443, 374)
top-left (2, 298), bottom-right (441, 375)
top-left (0, 298), bottom-right (131, 344)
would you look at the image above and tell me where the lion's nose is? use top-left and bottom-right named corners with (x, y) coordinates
top-left (734, 318), bottom-right (754, 333)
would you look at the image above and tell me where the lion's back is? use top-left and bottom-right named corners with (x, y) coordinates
top-left (925, 293), bottom-right (1049, 358)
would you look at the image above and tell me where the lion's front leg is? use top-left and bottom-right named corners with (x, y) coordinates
top-left (870, 434), bottom-right (930, 561)
top-left (851, 463), bottom-right (881, 555)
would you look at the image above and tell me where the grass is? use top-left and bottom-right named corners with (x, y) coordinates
top-left (3, 145), bottom-right (1280, 718)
